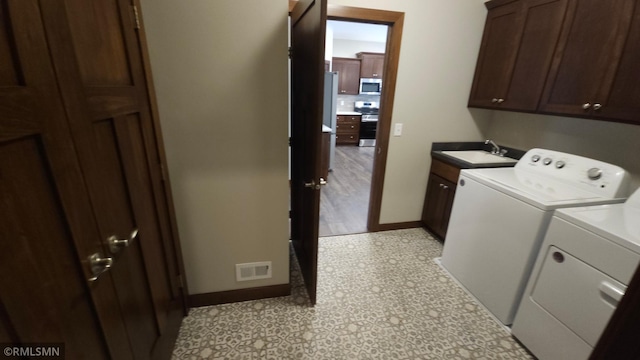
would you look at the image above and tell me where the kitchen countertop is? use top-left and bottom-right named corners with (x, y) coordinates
top-left (431, 141), bottom-right (526, 169)
top-left (337, 111), bottom-right (362, 116)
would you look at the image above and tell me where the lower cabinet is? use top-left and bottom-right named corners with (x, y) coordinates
top-left (422, 158), bottom-right (461, 240)
top-left (336, 115), bottom-right (361, 145)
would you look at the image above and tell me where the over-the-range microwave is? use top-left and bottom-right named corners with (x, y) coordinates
top-left (359, 78), bottom-right (382, 95)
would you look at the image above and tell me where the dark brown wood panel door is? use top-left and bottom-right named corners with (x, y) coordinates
top-left (0, 0), bottom-right (126, 358)
top-left (599, 2), bottom-right (640, 123)
top-left (291, 0), bottom-right (327, 305)
top-left (502, 0), bottom-right (569, 111)
top-left (39, 0), bottom-right (184, 358)
top-left (540, 0), bottom-right (635, 116)
top-left (332, 57), bottom-right (361, 95)
top-left (468, 1), bottom-right (524, 108)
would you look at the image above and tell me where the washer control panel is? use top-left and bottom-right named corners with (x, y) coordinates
top-left (517, 148), bottom-right (629, 198)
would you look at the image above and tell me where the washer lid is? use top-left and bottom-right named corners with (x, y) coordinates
top-left (462, 167), bottom-right (626, 211)
top-left (555, 187), bottom-right (640, 254)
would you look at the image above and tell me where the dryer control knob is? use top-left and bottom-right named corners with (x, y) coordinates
top-left (588, 167), bottom-right (603, 180)
top-left (555, 161), bottom-right (566, 169)
top-left (543, 158), bottom-right (553, 165)
top-left (531, 155), bottom-right (541, 162)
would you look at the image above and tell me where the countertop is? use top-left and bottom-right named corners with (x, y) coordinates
top-left (337, 111), bottom-right (362, 116)
top-left (431, 142), bottom-right (526, 169)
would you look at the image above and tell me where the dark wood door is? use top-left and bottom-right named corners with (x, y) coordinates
top-left (290, 0), bottom-right (327, 305)
top-left (0, 0), bottom-right (125, 358)
top-left (358, 53), bottom-right (385, 78)
top-left (598, 1), bottom-right (640, 124)
top-left (539, 0), bottom-right (635, 116)
top-left (38, 0), bottom-right (185, 358)
top-left (501, 0), bottom-right (569, 111)
top-left (332, 57), bottom-right (361, 95)
top-left (468, 1), bottom-right (524, 108)
top-left (421, 174), bottom-right (456, 240)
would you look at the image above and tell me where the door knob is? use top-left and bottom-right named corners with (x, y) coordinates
top-left (108, 228), bottom-right (138, 253)
top-left (319, 178), bottom-right (327, 186)
top-left (304, 180), bottom-right (320, 190)
top-left (88, 253), bottom-right (113, 282)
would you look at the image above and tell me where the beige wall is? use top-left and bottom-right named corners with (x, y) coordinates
top-left (330, 0), bottom-right (490, 223)
top-left (483, 111), bottom-right (640, 194)
top-left (332, 39), bottom-right (386, 58)
top-left (138, 0), bottom-right (290, 294)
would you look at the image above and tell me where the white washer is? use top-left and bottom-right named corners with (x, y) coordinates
top-left (440, 148), bottom-right (629, 326)
top-left (512, 188), bottom-right (640, 359)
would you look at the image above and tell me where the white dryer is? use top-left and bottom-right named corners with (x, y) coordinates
top-left (512, 188), bottom-right (640, 359)
top-left (441, 148), bottom-right (629, 326)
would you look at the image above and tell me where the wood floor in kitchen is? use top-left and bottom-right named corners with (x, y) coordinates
top-left (319, 145), bottom-right (374, 237)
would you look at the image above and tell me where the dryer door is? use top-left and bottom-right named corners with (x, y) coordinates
top-left (531, 246), bottom-right (626, 346)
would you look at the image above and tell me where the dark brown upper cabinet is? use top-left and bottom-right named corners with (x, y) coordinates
top-left (540, 0), bottom-right (640, 124)
top-left (468, 0), bottom-right (569, 111)
top-left (357, 52), bottom-right (385, 78)
top-left (332, 57), bottom-right (361, 95)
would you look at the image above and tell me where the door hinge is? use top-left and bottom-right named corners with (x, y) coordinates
top-left (288, 47), bottom-right (292, 59)
top-left (131, 5), bottom-right (141, 30)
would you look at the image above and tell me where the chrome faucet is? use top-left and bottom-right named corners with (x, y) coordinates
top-left (485, 139), bottom-right (507, 156)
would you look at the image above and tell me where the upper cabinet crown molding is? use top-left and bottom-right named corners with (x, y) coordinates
top-left (469, 0), bottom-right (640, 125)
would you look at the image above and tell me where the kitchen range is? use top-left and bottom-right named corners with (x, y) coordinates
top-left (354, 101), bottom-right (378, 147)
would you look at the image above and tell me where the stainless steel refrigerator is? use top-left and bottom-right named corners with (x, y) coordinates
top-left (323, 71), bottom-right (338, 170)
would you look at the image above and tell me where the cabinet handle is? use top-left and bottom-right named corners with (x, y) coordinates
top-left (491, 98), bottom-right (499, 103)
top-left (439, 183), bottom-right (449, 190)
top-left (497, 98), bottom-right (504, 103)
top-left (593, 103), bottom-right (602, 110)
top-left (350, 125), bottom-right (354, 129)
top-left (582, 102), bottom-right (592, 110)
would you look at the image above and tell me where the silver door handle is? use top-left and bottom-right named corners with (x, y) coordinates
top-left (107, 228), bottom-right (138, 253)
top-left (319, 178), bottom-right (327, 186)
top-left (304, 180), bottom-right (320, 190)
top-left (88, 253), bottom-right (113, 282)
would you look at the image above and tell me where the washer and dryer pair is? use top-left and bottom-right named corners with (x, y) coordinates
top-left (512, 187), bottom-right (640, 359)
top-left (439, 147), bottom-right (638, 359)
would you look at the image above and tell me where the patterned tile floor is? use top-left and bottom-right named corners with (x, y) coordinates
top-left (172, 228), bottom-right (534, 359)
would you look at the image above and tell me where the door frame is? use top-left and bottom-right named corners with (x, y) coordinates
top-left (325, 5), bottom-right (405, 232)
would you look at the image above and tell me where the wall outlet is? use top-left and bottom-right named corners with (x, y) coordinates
top-left (236, 261), bottom-right (272, 281)
top-left (394, 123), bottom-right (403, 136)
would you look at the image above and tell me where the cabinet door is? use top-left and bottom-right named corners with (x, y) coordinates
top-left (540, 0), bottom-right (635, 116)
top-left (502, 0), bottom-right (569, 111)
top-left (333, 57), bottom-right (361, 94)
top-left (0, 1), bottom-right (116, 358)
top-left (40, 0), bottom-right (185, 358)
top-left (599, 2), bottom-right (640, 123)
top-left (468, 1), bottom-right (525, 108)
top-left (422, 173), bottom-right (456, 240)
top-left (358, 53), bottom-right (385, 78)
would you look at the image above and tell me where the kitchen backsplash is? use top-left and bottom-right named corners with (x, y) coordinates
top-left (337, 94), bottom-right (381, 112)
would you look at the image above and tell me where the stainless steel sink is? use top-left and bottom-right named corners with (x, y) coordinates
top-left (441, 150), bottom-right (518, 165)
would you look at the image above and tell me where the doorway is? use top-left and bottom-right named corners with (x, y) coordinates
top-left (319, 20), bottom-right (388, 237)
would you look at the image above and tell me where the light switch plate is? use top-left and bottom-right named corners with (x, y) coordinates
top-left (394, 123), bottom-right (403, 136)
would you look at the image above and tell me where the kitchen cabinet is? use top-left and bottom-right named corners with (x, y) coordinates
top-left (421, 158), bottom-right (460, 241)
top-left (468, 0), bottom-right (569, 111)
top-left (332, 57), bottom-right (361, 95)
top-left (336, 115), bottom-right (361, 145)
top-left (540, 0), bottom-right (640, 123)
top-left (357, 52), bottom-right (385, 79)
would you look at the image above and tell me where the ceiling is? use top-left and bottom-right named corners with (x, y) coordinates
top-left (327, 20), bottom-right (388, 43)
